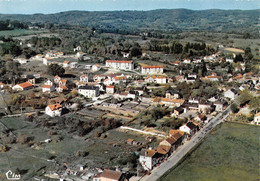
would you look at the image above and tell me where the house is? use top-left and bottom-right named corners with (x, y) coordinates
top-left (159, 137), bottom-right (177, 152)
top-left (154, 76), bottom-right (167, 84)
top-left (171, 130), bottom-right (186, 146)
top-left (166, 90), bottom-right (181, 99)
top-left (78, 86), bottom-right (100, 98)
top-left (145, 76), bottom-right (167, 84)
top-left (0, 82), bottom-right (4, 89)
top-left (252, 112), bottom-right (260, 125)
top-left (42, 85), bottom-right (55, 93)
top-left (156, 145), bottom-right (171, 158)
top-left (59, 79), bottom-right (67, 86)
top-left (141, 65), bottom-right (163, 74)
top-left (153, 97), bottom-right (185, 108)
top-left (70, 62), bottom-right (78, 69)
top-left (12, 82), bottom-right (34, 91)
top-left (94, 169), bottom-right (125, 181)
top-left (179, 122), bottom-right (198, 136)
top-left (224, 89), bottom-right (237, 100)
top-left (183, 59), bottom-right (191, 64)
top-left (139, 149), bottom-right (158, 170)
top-left (16, 58), bottom-right (28, 64)
top-left (198, 103), bottom-right (211, 113)
top-left (56, 85), bottom-right (68, 93)
top-left (171, 107), bottom-right (185, 117)
top-left (106, 60), bottom-right (134, 70)
top-left (80, 74), bottom-right (88, 83)
top-left (45, 104), bottom-right (62, 117)
top-left (127, 138), bottom-right (134, 145)
top-left (214, 101), bottom-right (224, 112)
top-left (36, 54), bottom-right (44, 59)
top-left (226, 58), bottom-right (234, 63)
top-left (43, 58), bottom-right (51, 65)
top-left (54, 75), bottom-right (61, 84)
top-left (106, 85), bottom-right (115, 94)
top-left (92, 64), bottom-right (101, 72)
top-left (76, 52), bottom-right (85, 58)
top-left (123, 52), bottom-right (131, 58)
top-left (63, 61), bottom-right (70, 68)
top-left (112, 76), bottom-right (127, 84)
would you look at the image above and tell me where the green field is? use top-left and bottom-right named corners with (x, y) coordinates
top-left (0, 29), bottom-right (46, 37)
top-left (159, 123), bottom-right (259, 181)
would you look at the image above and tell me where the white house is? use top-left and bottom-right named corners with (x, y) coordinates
top-left (54, 75), bottom-right (61, 84)
top-left (106, 85), bottom-right (115, 94)
top-left (16, 58), bottom-right (28, 64)
top-left (141, 65), bottom-right (163, 74)
top-left (43, 58), bottom-right (51, 65)
top-left (70, 62), bottom-right (78, 69)
top-left (35, 54), bottom-right (44, 59)
top-left (0, 82), bottom-right (4, 89)
top-left (92, 64), bottom-right (101, 72)
top-left (63, 61), bottom-right (70, 68)
top-left (179, 125), bottom-right (192, 135)
top-left (105, 60), bottom-right (134, 70)
top-left (226, 58), bottom-right (234, 63)
top-left (76, 52), bottom-right (85, 58)
top-left (224, 89), bottom-right (237, 100)
top-left (45, 104), bottom-right (62, 117)
top-left (139, 149), bottom-right (157, 170)
top-left (80, 74), bottom-right (88, 83)
top-left (45, 80), bottom-right (53, 86)
top-left (42, 85), bottom-right (55, 93)
top-left (253, 112), bottom-right (260, 125)
top-left (12, 82), bottom-right (34, 91)
top-left (78, 86), bottom-right (100, 98)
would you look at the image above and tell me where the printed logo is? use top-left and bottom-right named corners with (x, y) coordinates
top-left (5, 170), bottom-right (21, 180)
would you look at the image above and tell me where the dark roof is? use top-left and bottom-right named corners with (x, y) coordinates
top-left (79, 85), bottom-right (99, 90)
top-left (167, 90), bottom-right (181, 95)
top-left (186, 122), bottom-right (197, 130)
top-left (175, 107), bottom-right (184, 112)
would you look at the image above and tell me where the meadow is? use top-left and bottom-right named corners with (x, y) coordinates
top-left (159, 122), bottom-right (259, 181)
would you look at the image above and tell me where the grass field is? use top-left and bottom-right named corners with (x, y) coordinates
top-left (224, 47), bottom-right (245, 53)
top-left (0, 29), bottom-right (47, 37)
top-left (159, 122), bottom-right (259, 181)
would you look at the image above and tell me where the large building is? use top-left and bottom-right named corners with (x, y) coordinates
top-left (105, 60), bottom-right (134, 70)
top-left (78, 86), bottom-right (100, 98)
top-left (141, 65), bottom-right (163, 74)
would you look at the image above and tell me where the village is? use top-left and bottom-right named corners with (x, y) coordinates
top-left (0, 44), bottom-right (259, 181)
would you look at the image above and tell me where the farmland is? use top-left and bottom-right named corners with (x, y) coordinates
top-left (0, 29), bottom-right (47, 37)
top-left (160, 123), bottom-right (259, 181)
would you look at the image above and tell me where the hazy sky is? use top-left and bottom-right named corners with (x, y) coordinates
top-left (0, 0), bottom-right (258, 14)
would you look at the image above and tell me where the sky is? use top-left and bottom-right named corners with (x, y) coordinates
top-left (0, 0), bottom-right (259, 14)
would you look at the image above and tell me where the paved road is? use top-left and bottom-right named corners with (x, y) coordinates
top-left (141, 106), bottom-right (231, 181)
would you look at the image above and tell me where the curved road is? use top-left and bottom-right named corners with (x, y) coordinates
top-left (141, 106), bottom-right (231, 181)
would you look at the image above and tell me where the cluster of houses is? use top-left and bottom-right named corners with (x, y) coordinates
top-left (139, 122), bottom-right (198, 171)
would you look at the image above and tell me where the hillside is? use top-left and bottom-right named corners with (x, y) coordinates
top-left (0, 9), bottom-right (259, 32)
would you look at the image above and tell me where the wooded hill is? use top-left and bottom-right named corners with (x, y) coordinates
top-left (0, 9), bottom-right (259, 33)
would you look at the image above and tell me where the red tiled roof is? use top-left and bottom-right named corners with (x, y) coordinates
top-left (48, 104), bottom-right (62, 111)
top-left (106, 60), bottom-right (132, 63)
top-left (100, 169), bottom-right (122, 180)
top-left (18, 82), bottom-right (33, 89)
top-left (142, 65), bottom-right (163, 69)
top-left (106, 85), bottom-right (115, 88)
top-left (42, 85), bottom-right (52, 88)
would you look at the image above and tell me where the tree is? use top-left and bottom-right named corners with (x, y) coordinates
top-left (47, 64), bottom-right (65, 76)
top-left (238, 89), bottom-right (252, 106)
top-left (231, 103), bottom-right (239, 113)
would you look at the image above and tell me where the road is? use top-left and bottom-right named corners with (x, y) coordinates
top-left (141, 106), bottom-right (231, 181)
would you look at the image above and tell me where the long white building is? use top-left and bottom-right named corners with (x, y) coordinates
top-left (105, 60), bottom-right (134, 70)
top-left (141, 65), bottom-right (163, 74)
